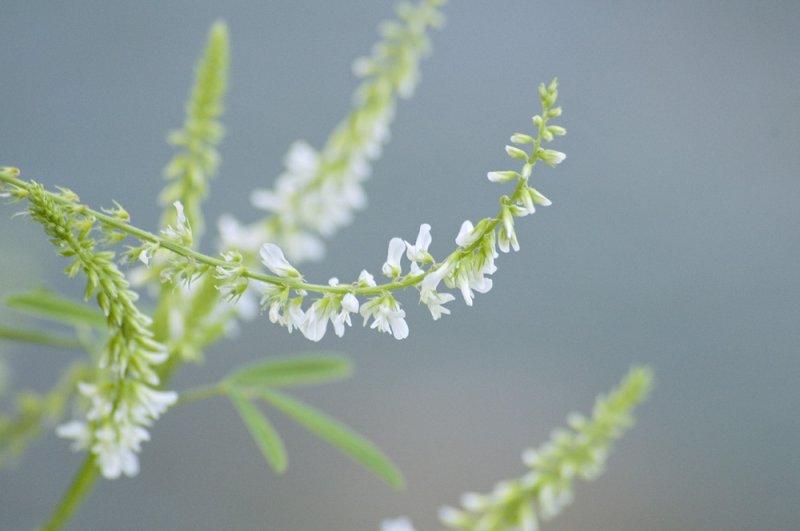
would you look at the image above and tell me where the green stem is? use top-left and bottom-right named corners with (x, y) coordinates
top-left (0, 168), bottom-right (514, 298)
top-left (176, 383), bottom-right (227, 406)
top-left (39, 453), bottom-right (99, 531)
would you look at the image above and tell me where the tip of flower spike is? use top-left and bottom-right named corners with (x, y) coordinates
top-left (0, 167), bottom-right (20, 177)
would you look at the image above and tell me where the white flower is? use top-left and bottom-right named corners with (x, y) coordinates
top-left (498, 226), bottom-right (519, 253)
top-left (455, 220), bottom-right (479, 248)
top-left (498, 208), bottom-right (519, 253)
top-left (539, 149), bottom-right (566, 167)
top-left (361, 296), bottom-right (409, 340)
top-left (249, 189), bottom-right (282, 212)
top-left (78, 382), bottom-right (112, 421)
top-left (332, 293), bottom-right (360, 337)
top-left (451, 260), bottom-right (494, 307)
top-left (382, 237), bottom-right (406, 278)
top-left (359, 269), bottom-right (377, 287)
top-left (380, 517), bottom-right (417, 531)
top-left (92, 422), bottom-right (149, 479)
top-left (285, 299), bottom-right (307, 334)
top-left (285, 140), bottom-right (319, 177)
top-left (460, 492), bottom-right (488, 511)
top-left (438, 506), bottom-right (468, 528)
top-left (405, 223), bottom-right (432, 264)
top-left (162, 201), bottom-right (192, 244)
top-left (138, 248), bottom-right (152, 267)
top-left (260, 243), bottom-right (301, 278)
top-left (281, 230), bottom-right (325, 263)
top-left (130, 383), bottom-right (178, 422)
top-left (303, 300), bottom-right (332, 342)
top-left (420, 288), bottom-right (456, 320)
top-left (262, 288), bottom-right (306, 334)
top-left (486, 170), bottom-right (519, 183)
top-left (300, 280), bottom-right (361, 342)
top-left (217, 214), bottom-right (267, 252)
top-left (56, 421), bottom-right (92, 451)
top-left (528, 187), bottom-right (552, 207)
top-left (419, 262), bottom-right (455, 320)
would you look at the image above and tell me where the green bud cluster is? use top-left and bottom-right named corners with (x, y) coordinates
top-left (160, 22), bottom-right (229, 242)
top-left (6, 180), bottom-right (176, 478)
top-left (439, 367), bottom-right (654, 531)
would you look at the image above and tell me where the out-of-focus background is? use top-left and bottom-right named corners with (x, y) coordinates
top-left (1, 1), bottom-right (798, 530)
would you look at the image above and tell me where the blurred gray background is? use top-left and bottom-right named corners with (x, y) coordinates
top-left (1, 1), bottom-right (798, 530)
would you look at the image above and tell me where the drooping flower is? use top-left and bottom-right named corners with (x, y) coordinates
top-left (55, 421), bottom-right (92, 452)
top-left (455, 220), bottom-right (479, 248)
top-left (302, 278), bottom-right (340, 342)
top-left (539, 148), bottom-right (566, 167)
top-left (333, 292), bottom-right (360, 337)
top-left (360, 294), bottom-right (409, 340)
top-left (260, 243), bottom-right (301, 278)
top-left (498, 206), bottom-right (520, 253)
top-left (418, 261), bottom-right (455, 320)
top-left (162, 201), bottom-right (193, 245)
top-left (303, 297), bottom-right (335, 342)
top-left (449, 256), bottom-right (494, 307)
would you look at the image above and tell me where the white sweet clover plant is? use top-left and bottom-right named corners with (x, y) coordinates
top-left (0, 1), bottom-right (652, 529)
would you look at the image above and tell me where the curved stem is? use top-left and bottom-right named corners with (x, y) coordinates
top-left (0, 170), bottom-right (510, 297)
top-left (39, 453), bottom-right (98, 531)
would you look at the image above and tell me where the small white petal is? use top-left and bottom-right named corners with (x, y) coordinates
top-left (359, 270), bottom-right (377, 287)
top-left (455, 220), bottom-right (477, 248)
top-left (260, 243), bottom-right (300, 277)
top-left (382, 238), bottom-right (406, 277)
top-left (341, 293), bottom-right (359, 313)
top-left (249, 189), bottom-right (281, 211)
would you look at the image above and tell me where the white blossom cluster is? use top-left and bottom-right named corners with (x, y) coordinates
top-left (54, 305), bottom-right (178, 479)
top-left (52, 204), bottom-right (190, 479)
top-left (57, 379), bottom-right (177, 479)
top-left (218, 0), bottom-right (446, 264)
top-left (213, 78), bottom-right (565, 343)
top-left (435, 367), bottom-right (653, 531)
top-left (376, 368), bottom-right (652, 531)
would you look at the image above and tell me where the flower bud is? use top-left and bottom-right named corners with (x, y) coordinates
top-left (487, 170), bottom-right (519, 183)
top-left (505, 145), bottom-right (529, 160)
top-left (538, 149), bottom-right (566, 167)
top-left (510, 133), bottom-right (535, 145)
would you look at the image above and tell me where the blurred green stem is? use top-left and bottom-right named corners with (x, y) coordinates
top-left (39, 454), bottom-right (98, 531)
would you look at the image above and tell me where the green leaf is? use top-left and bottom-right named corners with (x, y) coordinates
top-left (0, 327), bottom-right (83, 351)
top-left (229, 392), bottom-right (287, 474)
top-left (227, 354), bottom-right (352, 389)
top-left (259, 389), bottom-right (404, 489)
top-left (5, 290), bottom-right (105, 329)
